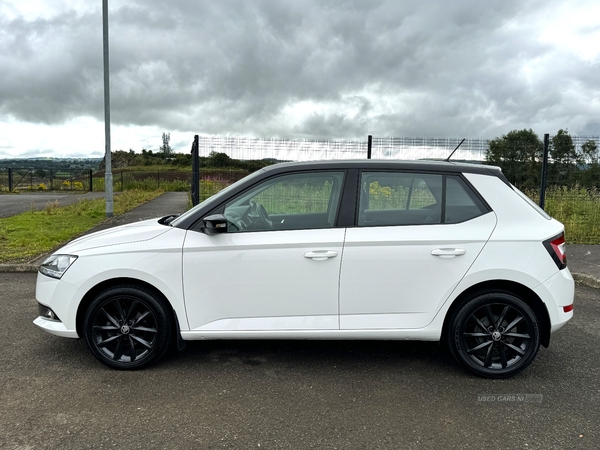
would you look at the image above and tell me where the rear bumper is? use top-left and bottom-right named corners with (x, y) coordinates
top-left (534, 268), bottom-right (574, 333)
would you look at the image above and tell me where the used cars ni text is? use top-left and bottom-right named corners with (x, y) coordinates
top-left (34, 160), bottom-right (574, 378)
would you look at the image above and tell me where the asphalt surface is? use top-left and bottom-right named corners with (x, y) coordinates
top-left (0, 192), bottom-right (108, 218)
top-left (0, 273), bottom-right (598, 449)
top-left (567, 245), bottom-right (600, 289)
top-left (1, 192), bottom-right (599, 448)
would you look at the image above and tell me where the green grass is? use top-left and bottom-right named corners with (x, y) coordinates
top-left (92, 177), bottom-right (190, 192)
top-left (200, 180), bottom-right (230, 201)
top-left (540, 187), bottom-right (600, 244)
top-left (0, 190), bottom-right (163, 263)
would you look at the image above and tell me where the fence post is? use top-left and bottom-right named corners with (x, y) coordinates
top-left (89, 169), bottom-right (93, 192)
top-left (367, 135), bottom-right (372, 159)
top-left (8, 168), bottom-right (12, 192)
top-left (191, 135), bottom-right (200, 206)
top-left (539, 133), bottom-right (550, 209)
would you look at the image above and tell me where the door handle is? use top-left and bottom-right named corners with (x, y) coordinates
top-left (431, 248), bottom-right (466, 258)
top-left (304, 250), bottom-right (339, 261)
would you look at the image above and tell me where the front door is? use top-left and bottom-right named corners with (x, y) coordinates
top-left (182, 171), bottom-right (346, 332)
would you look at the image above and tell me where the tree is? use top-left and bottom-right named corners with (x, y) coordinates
top-left (160, 132), bottom-right (172, 158)
top-left (578, 140), bottom-right (600, 187)
top-left (550, 129), bottom-right (577, 184)
top-left (486, 129), bottom-right (543, 188)
top-left (206, 151), bottom-right (234, 168)
top-left (581, 140), bottom-right (598, 166)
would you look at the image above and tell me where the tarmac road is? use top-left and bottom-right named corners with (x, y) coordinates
top-left (0, 192), bottom-right (108, 218)
top-left (1, 273), bottom-right (598, 450)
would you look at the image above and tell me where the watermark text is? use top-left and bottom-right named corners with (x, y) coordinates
top-left (477, 394), bottom-right (543, 403)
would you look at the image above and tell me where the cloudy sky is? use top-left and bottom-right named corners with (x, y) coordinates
top-left (1, 0), bottom-right (599, 158)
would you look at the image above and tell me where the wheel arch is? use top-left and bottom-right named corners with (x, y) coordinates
top-left (442, 280), bottom-right (551, 348)
top-left (75, 277), bottom-right (179, 341)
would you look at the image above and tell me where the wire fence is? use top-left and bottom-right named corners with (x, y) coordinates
top-left (0, 168), bottom-right (194, 193)
top-left (196, 135), bottom-right (490, 162)
top-left (0, 168), bottom-right (93, 192)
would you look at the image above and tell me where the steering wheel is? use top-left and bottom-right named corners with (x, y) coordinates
top-left (241, 201), bottom-right (273, 230)
top-left (254, 201), bottom-right (273, 228)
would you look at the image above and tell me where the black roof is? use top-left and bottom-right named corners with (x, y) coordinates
top-left (261, 159), bottom-right (504, 178)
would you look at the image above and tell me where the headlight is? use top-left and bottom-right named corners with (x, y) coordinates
top-left (39, 254), bottom-right (78, 279)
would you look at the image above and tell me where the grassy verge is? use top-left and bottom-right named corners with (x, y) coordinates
top-left (0, 190), bottom-right (163, 263)
top-left (542, 187), bottom-right (600, 244)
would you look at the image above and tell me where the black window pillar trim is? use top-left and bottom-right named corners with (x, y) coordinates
top-left (441, 175), bottom-right (447, 224)
top-left (337, 168), bottom-right (358, 228)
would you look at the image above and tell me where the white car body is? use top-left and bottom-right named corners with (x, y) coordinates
top-left (34, 160), bottom-right (574, 377)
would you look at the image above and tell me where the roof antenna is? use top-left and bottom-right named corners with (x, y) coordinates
top-left (445, 138), bottom-right (466, 162)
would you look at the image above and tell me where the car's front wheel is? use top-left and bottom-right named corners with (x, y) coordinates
top-left (449, 293), bottom-right (540, 378)
top-left (83, 285), bottom-right (173, 370)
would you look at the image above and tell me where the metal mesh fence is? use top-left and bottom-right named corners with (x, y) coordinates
top-left (196, 135), bottom-right (489, 162)
top-left (371, 137), bottom-right (488, 161)
top-left (0, 168), bottom-right (93, 192)
top-left (197, 136), bottom-right (368, 161)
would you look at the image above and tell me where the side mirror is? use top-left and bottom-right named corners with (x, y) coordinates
top-left (202, 214), bottom-right (228, 235)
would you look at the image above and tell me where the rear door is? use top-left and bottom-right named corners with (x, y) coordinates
top-left (339, 172), bottom-right (497, 329)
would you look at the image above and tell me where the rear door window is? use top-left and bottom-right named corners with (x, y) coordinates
top-left (358, 172), bottom-right (487, 226)
top-left (359, 173), bottom-right (442, 226)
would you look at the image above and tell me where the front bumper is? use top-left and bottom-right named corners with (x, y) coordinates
top-left (33, 272), bottom-right (80, 338)
top-left (33, 315), bottom-right (79, 338)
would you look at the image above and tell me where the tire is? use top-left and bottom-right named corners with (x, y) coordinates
top-left (448, 293), bottom-right (540, 378)
top-left (83, 285), bottom-right (173, 370)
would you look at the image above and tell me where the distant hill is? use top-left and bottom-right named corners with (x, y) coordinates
top-left (0, 158), bottom-right (102, 170)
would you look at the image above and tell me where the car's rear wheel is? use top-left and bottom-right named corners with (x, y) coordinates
top-left (83, 286), bottom-right (172, 370)
top-left (449, 293), bottom-right (540, 378)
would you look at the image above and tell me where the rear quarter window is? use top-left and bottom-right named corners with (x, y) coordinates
top-left (445, 176), bottom-right (489, 224)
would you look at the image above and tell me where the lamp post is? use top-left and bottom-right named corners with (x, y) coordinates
top-left (102, 0), bottom-right (113, 217)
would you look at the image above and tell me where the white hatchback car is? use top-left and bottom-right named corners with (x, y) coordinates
top-left (34, 160), bottom-right (574, 378)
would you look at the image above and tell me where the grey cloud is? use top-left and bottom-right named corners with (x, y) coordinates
top-left (0, 11), bottom-right (103, 123)
top-left (1, 0), bottom-right (599, 142)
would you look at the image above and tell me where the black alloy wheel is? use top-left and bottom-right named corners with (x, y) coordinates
top-left (83, 286), bottom-right (172, 370)
top-left (449, 293), bottom-right (540, 378)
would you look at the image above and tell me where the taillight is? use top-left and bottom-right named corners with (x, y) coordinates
top-left (543, 233), bottom-right (567, 270)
